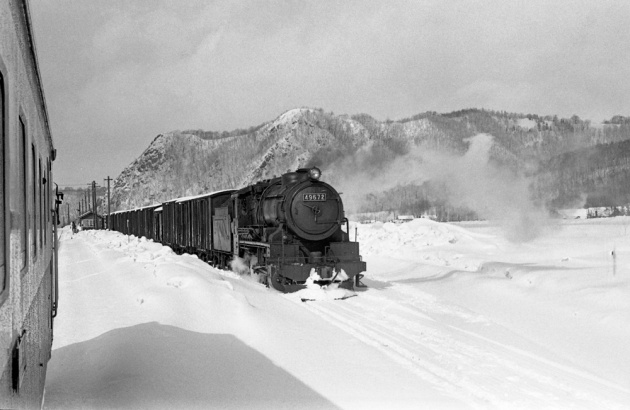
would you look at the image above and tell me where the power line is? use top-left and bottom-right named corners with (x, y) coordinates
top-left (56, 183), bottom-right (99, 187)
top-left (56, 182), bottom-right (107, 189)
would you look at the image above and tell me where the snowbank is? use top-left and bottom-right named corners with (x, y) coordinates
top-left (46, 222), bottom-right (630, 409)
top-left (356, 218), bottom-right (493, 272)
top-left (357, 218), bottom-right (630, 392)
top-left (48, 228), bottom-right (464, 409)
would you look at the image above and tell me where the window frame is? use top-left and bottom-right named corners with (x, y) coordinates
top-left (0, 68), bottom-right (7, 306)
top-left (31, 143), bottom-right (36, 260)
top-left (38, 157), bottom-right (42, 249)
top-left (46, 158), bottom-right (50, 245)
top-left (19, 116), bottom-right (28, 274)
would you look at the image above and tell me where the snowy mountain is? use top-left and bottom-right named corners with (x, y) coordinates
top-left (110, 107), bottom-right (441, 210)
top-left (109, 108), bottom-right (630, 218)
top-left (111, 108), bottom-right (364, 209)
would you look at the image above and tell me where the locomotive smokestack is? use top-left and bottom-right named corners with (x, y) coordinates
top-left (282, 172), bottom-right (299, 186)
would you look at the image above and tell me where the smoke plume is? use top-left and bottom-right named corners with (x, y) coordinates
top-left (327, 133), bottom-right (552, 242)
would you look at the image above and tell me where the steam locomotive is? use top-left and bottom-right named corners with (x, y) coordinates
top-left (110, 168), bottom-right (366, 292)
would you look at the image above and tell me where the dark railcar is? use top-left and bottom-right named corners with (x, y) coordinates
top-left (161, 190), bottom-right (234, 264)
top-left (110, 204), bottom-right (160, 240)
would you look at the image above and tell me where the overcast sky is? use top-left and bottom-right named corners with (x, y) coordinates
top-left (30, 0), bottom-right (630, 187)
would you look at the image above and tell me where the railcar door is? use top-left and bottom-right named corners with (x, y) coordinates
top-left (154, 208), bottom-right (162, 242)
top-left (212, 207), bottom-right (231, 252)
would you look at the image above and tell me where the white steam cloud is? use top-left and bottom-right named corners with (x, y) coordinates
top-left (329, 133), bottom-right (552, 242)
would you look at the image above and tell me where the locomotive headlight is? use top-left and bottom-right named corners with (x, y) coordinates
top-left (309, 167), bottom-right (322, 180)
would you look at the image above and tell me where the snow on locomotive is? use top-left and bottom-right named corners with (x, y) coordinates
top-left (111, 168), bottom-right (366, 292)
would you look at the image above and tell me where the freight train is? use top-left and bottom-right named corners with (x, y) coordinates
top-left (1, 1), bottom-right (62, 407)
top-left (110, 168), bottom-right (366, 292)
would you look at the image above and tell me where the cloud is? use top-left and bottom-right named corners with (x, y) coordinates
top-left (28, 0), bottom-right (630, 185)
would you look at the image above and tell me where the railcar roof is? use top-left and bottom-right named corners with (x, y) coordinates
top-left (173, 189), bottom-right (235, 203)
top-left (111, 189), bottom-right (235, 215)
top-left (110, 203), bottom-right (161, 215)
top-left (22, 0), bottom-right (54, 152)
top-left (78, 211), bottom-right (104, 219)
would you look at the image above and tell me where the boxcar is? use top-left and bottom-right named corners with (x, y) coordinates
top-left (110, 204), bottom-right (160, 241)
top-left (161, 190), bottom-right (234, 264)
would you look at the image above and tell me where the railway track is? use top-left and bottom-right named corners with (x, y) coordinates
top-left (293, 281), bottom-right (629, 409)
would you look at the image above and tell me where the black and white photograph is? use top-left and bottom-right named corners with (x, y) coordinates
top-left (1, 0), bottom-right (630, 408)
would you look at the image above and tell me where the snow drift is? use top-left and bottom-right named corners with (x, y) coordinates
top-left (45, 218), bottom-right (630, 409)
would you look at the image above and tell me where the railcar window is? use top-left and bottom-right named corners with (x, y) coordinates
top-left (46, 158), bottom-right (50, 244)
top-left (32, 144), bottom-right (36, 260)
top-left (20, 118), bottom-right (27, 270)
top-left (0, 73), bottom-right (5, 299)
top-left (39, 158), bottom-right (42, 249)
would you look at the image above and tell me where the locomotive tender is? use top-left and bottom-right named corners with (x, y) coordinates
top-left (1, 1), bottom-right (61, 407)
top-left (111, 168), bottom-right (366, 292)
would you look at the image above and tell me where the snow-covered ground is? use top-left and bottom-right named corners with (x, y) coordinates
top-left (44, 218), bottom-right (630, 409)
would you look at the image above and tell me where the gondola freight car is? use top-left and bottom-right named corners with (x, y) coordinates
top-left (160, 190), bottom-right (234, 265)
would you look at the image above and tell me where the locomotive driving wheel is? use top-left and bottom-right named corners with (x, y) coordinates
top-left (268, 268), bottom-right (286, 292)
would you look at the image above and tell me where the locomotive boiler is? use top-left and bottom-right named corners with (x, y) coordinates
top-left (234, 168), bottom-right (365, 292)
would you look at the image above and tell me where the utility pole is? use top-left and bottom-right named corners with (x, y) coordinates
top-left (92, 181), bottom-right (97, 229)
top-left (104, 176), bottom-right (112, 229)
top-left (67, 203), bottom-right (70, 226)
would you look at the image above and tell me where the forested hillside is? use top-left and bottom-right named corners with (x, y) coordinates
top-left (109, 108), bottom-right (630, 223)
top-left (536, 138), bottom-right (630, 209)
